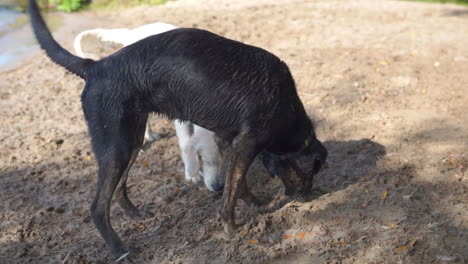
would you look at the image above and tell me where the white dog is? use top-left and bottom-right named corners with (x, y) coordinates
top-left (74, 23), bottom-right (224, 191)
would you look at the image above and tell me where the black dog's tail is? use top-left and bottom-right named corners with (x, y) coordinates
top-left (28, 0), bottom-right (94, 79)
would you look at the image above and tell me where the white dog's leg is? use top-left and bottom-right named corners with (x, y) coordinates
top-left (139, 119), bottom-right (163, 153)
top-left (193, 125), bottom-right (224, 191)
top-left (144, 119), bottom-right (162, 142)
top-left (175, 121), bottom-right (201, 183)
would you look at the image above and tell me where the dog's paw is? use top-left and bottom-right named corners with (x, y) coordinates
top-left (185, 171), bottom-right (202, 184)
top-left (122, 206), bottom-right (154, 221)
top-left (130, 210), bottom-right (154, 221)
top-left (111, 243), bottom-right (130, 262)
top-left (217, 210), bottom-right (237, 239)
top-left (222, 221), bottom-right (236, 239)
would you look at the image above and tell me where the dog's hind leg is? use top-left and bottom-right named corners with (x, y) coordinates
top-left (218, 129), bottom-right (261, 236)
top-left (115, 115), bottom-right (154, 220)
top-left (90, 151), bottom-right (130, 259)
top-left (89, 114), bottom-right (147, 259)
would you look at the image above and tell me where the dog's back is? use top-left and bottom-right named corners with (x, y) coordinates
top-left (86, 28), bottom-right (299, 141)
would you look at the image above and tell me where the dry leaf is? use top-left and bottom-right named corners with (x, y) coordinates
top-left (396, 246), bottom-right (408, 252)
top-left (332, 240), bottom-right (349, 246)
top-left (381, 189), bottom-right (388, 200)
top-left (142, 161), bottom-right (149, 167)
top-left (174, 187), bottom-right (180, 193)
top-left (249, 240), bottom-right (258, 244)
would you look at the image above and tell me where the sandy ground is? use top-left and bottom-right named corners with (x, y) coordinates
top-left (1, 0), bottom-right (467, 263)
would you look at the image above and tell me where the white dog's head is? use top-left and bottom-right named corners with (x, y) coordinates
top-left (194, 127), bottom-right (225, 192)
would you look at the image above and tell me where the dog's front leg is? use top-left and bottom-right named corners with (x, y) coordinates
top-left (218, 130), bottom-right (258, 237)
top-left (175, 121), bottom-right (201, 183)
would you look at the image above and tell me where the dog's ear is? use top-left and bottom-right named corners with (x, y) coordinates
top-left (288, 139), bottom-right (328, 193)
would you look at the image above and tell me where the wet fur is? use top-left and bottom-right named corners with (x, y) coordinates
top-left (29, 0), bottom-right (327, 259)
top-left (74, 24), bottom-right (224, 191)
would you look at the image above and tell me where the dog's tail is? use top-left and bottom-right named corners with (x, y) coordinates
top-left (28, 0), bottom-right (94, 79)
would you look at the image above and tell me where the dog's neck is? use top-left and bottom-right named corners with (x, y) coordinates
top-left (267, 113), bottom-right (314, 155)
top-left (285, 115), bottom-right (314, 153)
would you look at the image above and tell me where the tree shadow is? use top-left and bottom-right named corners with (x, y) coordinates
top-left (116, 138), bottom-right (387, 263)
top-left (1, 135), bottom-right (465, 263)
top-left (0, 162), bottom-right (100, 263)
top-left (252, 161), bottom-right (468, 264)
top-left (445, 9), bottom-right (468, 17)
top-left (251, 138), bottom-right (386, 212)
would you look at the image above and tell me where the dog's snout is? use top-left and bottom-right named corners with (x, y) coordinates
top-left (209, 183), bottom-right (224, 192)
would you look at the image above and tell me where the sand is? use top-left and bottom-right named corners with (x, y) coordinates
top-left (0, 0), bottom-right (467, 263)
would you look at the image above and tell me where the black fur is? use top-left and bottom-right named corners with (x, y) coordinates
top-left (29, 0), bottom-right (327, 259)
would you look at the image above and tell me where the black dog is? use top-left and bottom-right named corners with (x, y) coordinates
top-left (29, 0), bottom-right (327, 260)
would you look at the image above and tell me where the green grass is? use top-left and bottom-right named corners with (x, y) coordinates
top-left (87, 0), bottom-right (169, 10)
top-left (407, 0), bottom-right (468, 5)
top-left (0, 0), bottom-right (170, 12)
